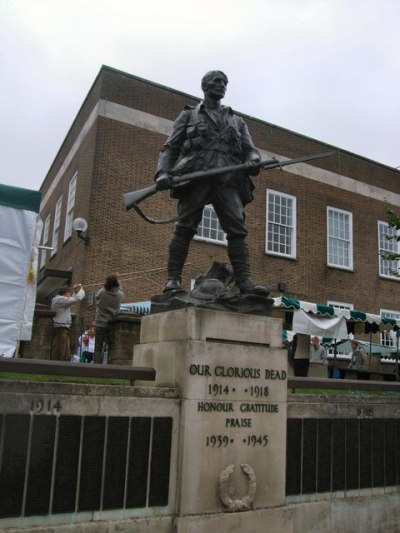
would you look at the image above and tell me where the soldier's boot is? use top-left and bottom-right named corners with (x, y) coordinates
top-left (228, 238), bottom-right (269, 296)
top-left (163, 230), bottom-right (193, 292)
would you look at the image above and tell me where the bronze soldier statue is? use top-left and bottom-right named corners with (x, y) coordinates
top-left (154, 70), bottom-right (268, 295)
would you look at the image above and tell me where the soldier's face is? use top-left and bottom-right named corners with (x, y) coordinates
top-left (203, 74), bottom-right (228, 100)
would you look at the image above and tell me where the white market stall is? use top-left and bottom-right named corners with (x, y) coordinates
top-left (273, 296), bottom-right (400, 337)
top-left (273, 296), bottom-right (400, 378)
top-left (0, 184), bottom-right (42, 357)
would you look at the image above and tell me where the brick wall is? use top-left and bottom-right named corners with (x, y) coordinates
top-left (38, 66), bottom-right (400, 336)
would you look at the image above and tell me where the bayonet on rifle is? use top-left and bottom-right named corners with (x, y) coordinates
top-left (123, 151), bottom-right (336, 212)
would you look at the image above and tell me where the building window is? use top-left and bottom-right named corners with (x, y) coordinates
top-left (380, 309), bottom-right (400, 347)
top-left (327, 300), bottom-right (354, 311)
top-left (196, 204), bottom-right (227, 245)
top-left (378, 221), bottom-right (400, 279)
top-left (327, 207), bottom-right (353, 270)
top-left (39, 215), bottom-right (51, 270)
top-left (266, 190), bottom-right (296, 258)
top-left (64, 173), bottom-right (77, 242)
top-left (51, 196), bottom-right (63, 257)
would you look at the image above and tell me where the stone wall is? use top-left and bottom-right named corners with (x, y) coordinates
top-left (19, 304), bottom-right (58, 360)
top-left (19, 305), bottom-right (141, 363)
top-left (0, 380), bottom-right (180, 532)
top-left (1, 379), bottom-right (400, 532)
top-left (110, 313), bottom-right (141, 365)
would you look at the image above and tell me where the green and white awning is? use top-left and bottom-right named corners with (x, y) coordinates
top-left (0, 183), bottom-right (41, 213)
top-left (273, 296), bottom-right (400, 331)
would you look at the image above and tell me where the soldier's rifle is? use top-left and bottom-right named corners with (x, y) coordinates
top-left (123, 150), bottom-right (336, 212)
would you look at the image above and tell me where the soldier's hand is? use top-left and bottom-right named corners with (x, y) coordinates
top-left (245, 159), bottom-right (261, 176)
top-left (156, 173), bottom-right (173, 190)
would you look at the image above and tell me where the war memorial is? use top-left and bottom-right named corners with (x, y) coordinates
top-left (2, 302), bottom-right (400, 532)
top-left (1, 71), bottom-right (400, 532)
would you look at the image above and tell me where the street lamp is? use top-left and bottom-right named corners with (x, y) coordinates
top-left (72, 218), bottom-right (90, 245)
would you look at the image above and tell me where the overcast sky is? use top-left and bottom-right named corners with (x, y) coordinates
top-left (1, 0), bottom-right (399, 192)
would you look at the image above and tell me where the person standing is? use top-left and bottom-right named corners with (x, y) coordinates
top-left (349, 340), bottom-right (369, 379)
top-left (78, 323), bottom-right (96, 363)
top-left (293, 334), bottom-right (311, 377)
top-left (154, 70), bottom-right (267, 295)
top-left (309, 336), bottom-right (327, 363)
top-left (94, 274), bottom-right (124, 364)
top-left (51, 284), bottom-right (85, 361)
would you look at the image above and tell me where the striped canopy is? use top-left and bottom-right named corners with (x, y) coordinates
top-left (120, 301), bottom-right (151, 315)
top-left (120, 296), bottom-right (400, 332)
top-left (273, 296), bottom-right (400, 331)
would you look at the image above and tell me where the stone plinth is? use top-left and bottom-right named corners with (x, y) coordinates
top-left (133, 308), bottom-right (287, 520)
top-left (18, 305), bottom-right (76, 360)
top-left (109, 313), bottom-right (141, 365)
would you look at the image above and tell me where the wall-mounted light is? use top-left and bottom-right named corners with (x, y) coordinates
top-left (72, 218), bottom-right (90, 245)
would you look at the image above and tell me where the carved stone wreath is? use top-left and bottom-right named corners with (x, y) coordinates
top-left (218, 463), bottom-right (257, 512)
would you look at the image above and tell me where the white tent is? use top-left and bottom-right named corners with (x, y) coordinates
top-left (0, 184), bottom-right (42, 357)
top-left (273, 296), bottom-right (400, 334)
top-left (292, 309), bottom-right (348, 338)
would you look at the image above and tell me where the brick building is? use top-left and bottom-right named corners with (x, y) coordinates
top-left (37, 65), bottom-right (400, 331)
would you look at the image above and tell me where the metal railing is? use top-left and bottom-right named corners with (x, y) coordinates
top-left (288, 376), bottom-right (400, 393)
top-left (286, 416), bottom-right (400, 496)
top-left (0, 358), bottom-right (155, 385)
top-left (0, 413), bottom-right (172, 519)
top-left (4, 360), bottom-right (400, 392)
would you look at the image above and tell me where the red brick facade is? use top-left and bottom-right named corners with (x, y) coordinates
top-left (38, 66), bottom-right (400, 325)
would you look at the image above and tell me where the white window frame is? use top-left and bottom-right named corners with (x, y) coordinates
top-left (195, 204), bottom-right (227, 245)
top-left (327, 300), bottom-right (354, 311)
top-left (327, 207), bottom-right (353, 270)
top-left (39, 214), bottom-right (51, 270)
top-left (51, 196), bottom-right (63, 257)
top-left (378, 220), bottom-right (400, 280)
top-left (266, 189), bottom-right (296, 258)
top-left (64, 173), bottom-right (77, 242)
top-left (380, 309), bottom-right (400, 347)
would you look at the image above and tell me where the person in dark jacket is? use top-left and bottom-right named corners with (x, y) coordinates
top-left (155, 70), bottom-right (267, 296)
top-left (349, 339), bottom-right (369, 380)
top-left (94, 274), bottom-right (124, 364)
